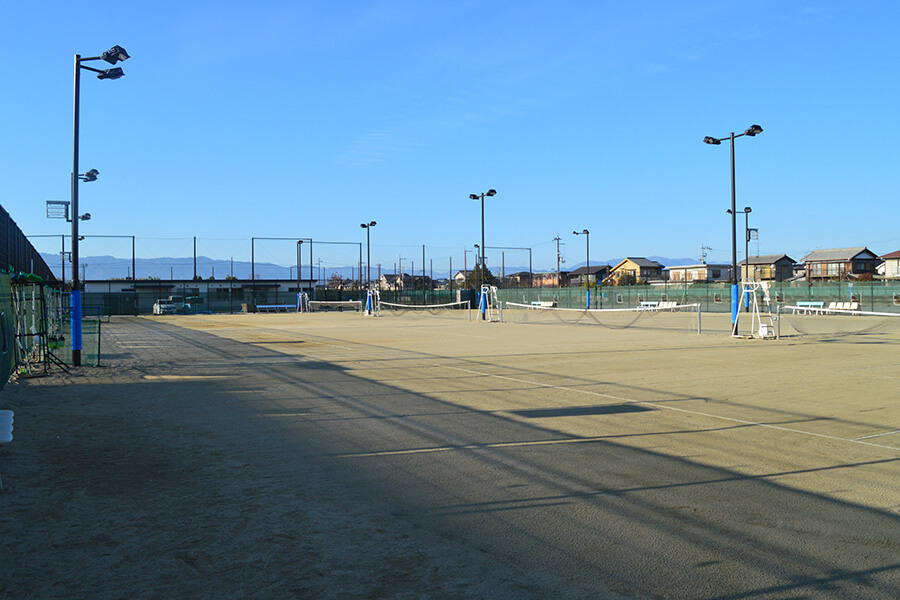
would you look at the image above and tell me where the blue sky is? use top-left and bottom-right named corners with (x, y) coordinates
top-left (2, 1), bottom-right (899, 276)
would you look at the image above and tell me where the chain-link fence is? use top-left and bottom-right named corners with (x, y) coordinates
top-left (497, 282), bottom-right (900, 314)
top-left (74, 281), bottom-right (900, 316)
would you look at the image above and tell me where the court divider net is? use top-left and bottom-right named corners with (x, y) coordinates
top-left (503, 302), bottom-right (702, 333)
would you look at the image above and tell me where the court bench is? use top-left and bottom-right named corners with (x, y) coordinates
top-left (826, 301), bottom-right (860, 313)
top-left (256, 304), bottom-right (297, 313)
top-left (792, 301), bottom-right (825, 314)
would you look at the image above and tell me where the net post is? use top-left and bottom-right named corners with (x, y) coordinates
top-left (775, 304), bottom-right (780, 339)
top-left (697, 304), bottom-right (702, 335)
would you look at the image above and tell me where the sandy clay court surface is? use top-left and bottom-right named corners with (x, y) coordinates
top-left (1, 309), bottom-right (898, 598)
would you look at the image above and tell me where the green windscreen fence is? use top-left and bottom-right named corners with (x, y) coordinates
top-left (497, 282), bottom-right (900, 314)
top-left (0, 274), bottom-right (16, 390)
top-left (78, 281), bottom-right (900, 316)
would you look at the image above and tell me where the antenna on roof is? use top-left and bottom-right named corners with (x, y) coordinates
top-left (700, 245), bottom-right (712, 264)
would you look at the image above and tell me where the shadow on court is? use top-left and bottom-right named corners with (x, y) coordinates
top-left (2, 317), bottom-right (897, 600)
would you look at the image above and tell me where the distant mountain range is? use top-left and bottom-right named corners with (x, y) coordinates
top-left (41, 253), bottom-right (699, 281)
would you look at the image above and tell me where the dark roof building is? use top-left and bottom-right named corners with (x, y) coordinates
top-left (801, 247), bottom-right (878, 281)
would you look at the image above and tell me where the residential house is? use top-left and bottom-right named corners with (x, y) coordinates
top-left (568, 265), bottom-right (610, 287)
top-left (802, 247), bottom-right (879, 281)
top-left (409, 274), bottom-right (433, 290)
top-left (739, 254), bottom-right (796, 281)
top-left (666, 263), bottom-right (731, 283)
top-left (607, 258), bottom-right (665, 284)
top-left (379, 273), bottom-right (409, 291)
top-left (505, 271), bottom-right (533, 288)
top-left (453, 270), bottom-right (473, 287)
top-left (533, 271), bottom-right (569, 288)
top-left (880, 250), bottom-right (900, 279)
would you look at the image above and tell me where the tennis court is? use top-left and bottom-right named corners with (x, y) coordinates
top-left (174, 311), bottom-right (899, 593)
top-left (3, 310), bottom-right (898, 598)
top-left (177, 310), bottom-right (899, 505)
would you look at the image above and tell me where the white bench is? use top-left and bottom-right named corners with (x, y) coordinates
top-left (256, 304), bottom-right (297, 313)
top-left (0, 410), bottom-right (12, 492)
top-left (530, 301), bottom-right (556, 308)
top-left (828, 301), bottom-right (860, 313)
top-left (792, 301), bottom-right (825, 314)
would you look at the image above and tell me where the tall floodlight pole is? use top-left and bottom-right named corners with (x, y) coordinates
top-left (704, 125), bottom-right (762, 336)
top-left (573, 230), bottom-right (590, 308)
top-left (360, 221), bottom-right (376, 288)
top-left (71, 45), bottom-right (129, 367)
top-left (469, 189), bottom-right (496, 320)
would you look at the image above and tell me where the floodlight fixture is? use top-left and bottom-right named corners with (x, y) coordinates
top-left (485, 189), bottom-right (496, 197)
top-left (744, 124), bottom-right (763, 136)
top-left (101, 45), bottom-right (130, 64)
top-left (469, 194), bottom-right (479, 200)
top-left (79, 168), bottom-right (99, 182)
top-left (703, 136), bottom-right (721, 145)
top-left (80, 213), bottom-right (91, 221)
top-left (96, 67), bottom-right (124, 80)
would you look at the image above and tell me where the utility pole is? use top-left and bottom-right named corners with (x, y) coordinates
top-left (554, 236), bottom-right (563, 288)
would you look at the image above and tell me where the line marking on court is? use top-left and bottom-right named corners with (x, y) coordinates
top-left (855, 430), bottom-right (900, 440)
top-left (142, 375), bottom-right (241, 381)
top-left (441, 365), bottom-right (900, 452)
top-left (338, 436), bottom-right (623, 458)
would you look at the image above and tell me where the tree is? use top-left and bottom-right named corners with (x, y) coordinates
top-left (328, 272), bottom-right (344, 289)
top-left (616, 272), bottom-right (638, 286)
top-left (466, 265), bottom-right (496, 288)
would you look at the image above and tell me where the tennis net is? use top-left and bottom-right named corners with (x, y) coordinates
top-left (380, 300), bottom-right (470, 318)
top-left (778, 305), bottom-right (900, 338)
top-left (503, 302), bottom-right (702, 333)
top-left (308, 300), bottom-right (363, 313)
